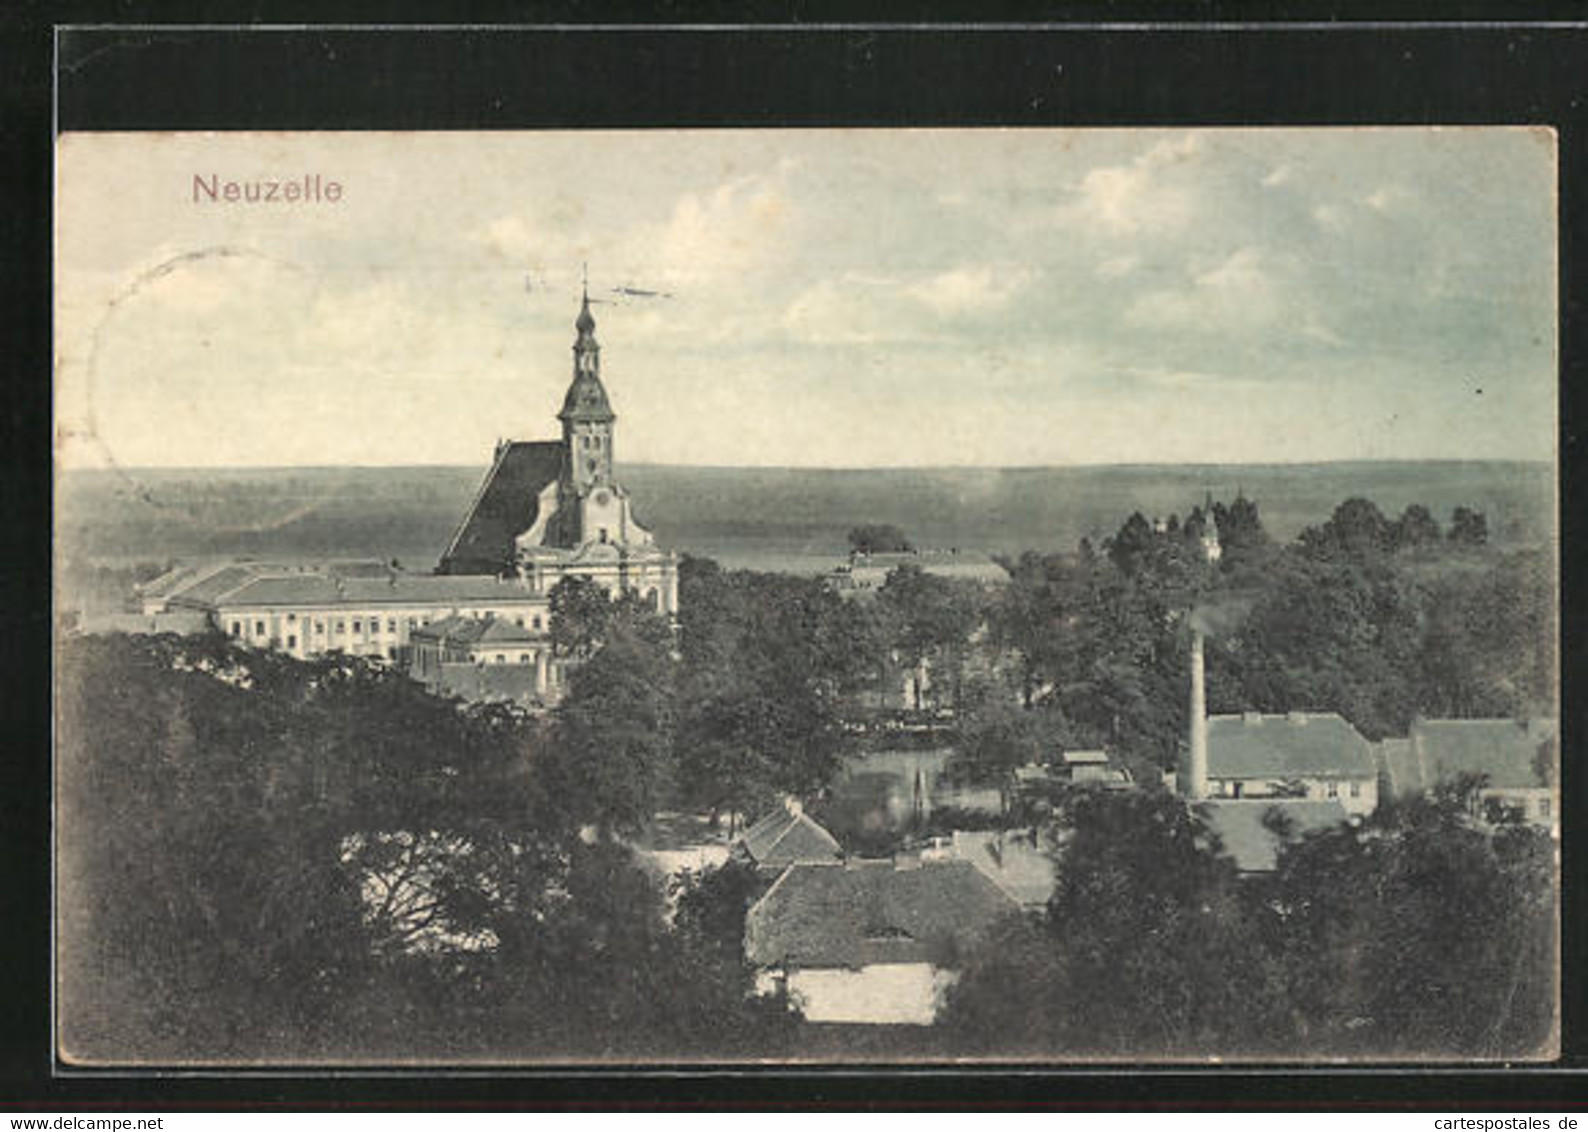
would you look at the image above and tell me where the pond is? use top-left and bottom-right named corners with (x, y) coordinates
top-left (814, 748), bottom-right (1003, 843)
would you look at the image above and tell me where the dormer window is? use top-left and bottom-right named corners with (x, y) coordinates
top-left (864, 924), bottom-right (913, 942)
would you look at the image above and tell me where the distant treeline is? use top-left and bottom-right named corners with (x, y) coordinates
top-left (57, 460), bottom-right (1554, 574)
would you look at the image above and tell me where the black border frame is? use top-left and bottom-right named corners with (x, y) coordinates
top-left (5, 9), bottom-right (1585, 1110)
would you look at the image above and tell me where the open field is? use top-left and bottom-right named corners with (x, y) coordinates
top-left (57, 459), bottom-right (1554, 579)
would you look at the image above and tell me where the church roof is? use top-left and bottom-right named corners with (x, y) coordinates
top-left (438, 440), bottom-right (567, 575)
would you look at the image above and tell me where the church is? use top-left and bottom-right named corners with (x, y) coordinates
top-left (135, 286), bottom-right (677, 700)
top-left (438, 287), bottom-right (679, 614)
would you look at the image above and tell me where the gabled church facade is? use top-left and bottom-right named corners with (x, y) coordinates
top-left (438, 290), bottom-right (679, 615)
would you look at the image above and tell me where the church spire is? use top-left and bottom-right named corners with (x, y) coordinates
top-left (560, 272), bottom-right (615, 429)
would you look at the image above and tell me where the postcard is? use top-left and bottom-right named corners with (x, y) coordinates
top-left (54, 128), bottom-right (1559, 1064)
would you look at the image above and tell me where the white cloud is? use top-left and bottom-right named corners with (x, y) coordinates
top-left (1262, 164), bottom-right (1294, 188)
top-left (475, 214), bottom-right (541, 262)
top-left (1363, 184), bottom-right (1406, 213)
top-left (1312, 203), bottom-right (1349, 232)
top-left (908, 265), bottom-right (1034, 317)
top-left (1127, 247), bottom-right (1283, 332)
top-left (652, 169), bottom-right (795, 288)
top-left (1062, 133), bottom-right (1204, 236)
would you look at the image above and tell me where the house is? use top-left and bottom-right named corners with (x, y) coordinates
top-left (1198, 799), bottom-right (1351, 874)
top-left (1380, 717), bottom-right (1557, 830)
top-left (409, 613), bottom-right (562, 703)
top-left (744, 858), bottom-right (1018, 1025)
top-left (1180, 630), bottom-right (1378, 814)
top-left (735, 801), bottom-right (844, 872)
top-left (1199, 712), bottom-right (1379, 814)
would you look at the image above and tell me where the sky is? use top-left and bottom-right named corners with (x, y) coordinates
top-left (55, 128), bottom-right (1557, 470)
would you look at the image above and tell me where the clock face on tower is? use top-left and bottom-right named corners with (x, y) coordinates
top-left (595, 490), bottom-right (611, 506)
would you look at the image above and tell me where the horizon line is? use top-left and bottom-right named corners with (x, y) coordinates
top-left (57, 455), bottom-right (1556, 476)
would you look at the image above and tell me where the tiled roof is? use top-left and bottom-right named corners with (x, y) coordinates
top-left (1407, 718), bottom-right (1555, 792)
top-left (1377, 738), bottom-right (1419, 797)
top-left (215, 573), bottom-right (544, 609)
top-left (950, 830), bottom-right (1056, 907)
top-left (439, 441), bottom-right (566, 575)
top-left (1206, 713), bottom-right (1377, 780)
top-left (738, 807), bottom-right (844, 868)
top-left (745, 860), bottom-right (1017, 970)
top-left (1199, 799), bottom-right (1350, 873)
top-left (165, 564), bottom-right (266, 607)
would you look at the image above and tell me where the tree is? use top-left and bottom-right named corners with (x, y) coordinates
top-left (1390, 503), bottom-right (1442, 551)
top-left (1300, 497), bottom-right (1393, 561)
top-left (55, 632), bottom-right (556, 1060)
top-left (1450, 506), bottom-right (1490, 547)
top-left (848, 523), bottom-right (912, 554)
top-left (672, 561), bottom-right (861, 820)
top-left (1105, 512), bottom-right (1157, 577)
top-left (1232, 553), bottom-right (1422, 739)
top-left (876, 564), bottom-right (982, 711)
top-left (1211, 493), bottom-right (1270, 567)
top-left (57, 631), bottom-right (798, 1063)
top-left (1268, 797), bottom-right (1556, 1057)
top-left (548, 576), bottom-right (616, 662)
top-left (1415, 549), bottom-right (1554, 719)
top-left (548, 618), bottom-right (676, 838)
top-left (940, 790), bottom-right (1291, 1056)
top-left (950, 693), bottom-right (1060, 792)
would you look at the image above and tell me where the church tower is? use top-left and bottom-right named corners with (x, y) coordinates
top-left (559, 284), bottom-right (616, 495)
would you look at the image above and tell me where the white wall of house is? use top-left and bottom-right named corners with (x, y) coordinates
top-left (755, 963), bottom-right (959, 1026)
top-left (1481, 786), bottom-right (1556, 828)
top-left (1208, 774), bottom-right (1378, 816)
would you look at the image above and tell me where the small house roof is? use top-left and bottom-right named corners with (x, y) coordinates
top-left (1406, 718), bottom-right (1555, 792)
top-left (1199, 799), bottom-right (1351, 873)
top-left (745, 859), bottom-right (1017, 969)
top-left (1206, 713), bottom-right (1377, 780)
top-left (738, 806), bottom-right (843, 868)
top-left (1061, 749), bottom-right (1110, 765)
top-left (950, 830), bottom-right (1056, 907)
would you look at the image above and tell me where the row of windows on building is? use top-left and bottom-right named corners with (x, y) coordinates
top-left (1221, 779), bottom-right (1365, 799)
top-left (227, 610), bottom-right (546, 640)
